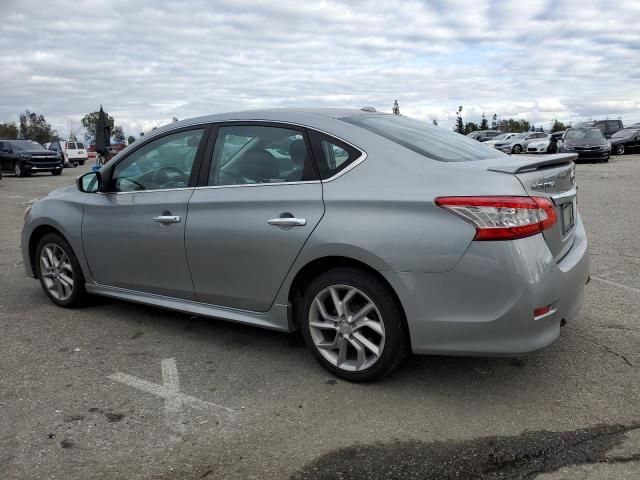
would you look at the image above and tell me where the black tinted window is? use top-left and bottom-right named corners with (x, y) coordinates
top-left (210, 125), bottom-right (317, 186)
top-left (307, 130), bottom-right (362, 179)
top-left (342, 115), bottom-right (504, 162)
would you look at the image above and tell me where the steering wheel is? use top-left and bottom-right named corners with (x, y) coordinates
top-left (152, 166), bottom-right (188, 188)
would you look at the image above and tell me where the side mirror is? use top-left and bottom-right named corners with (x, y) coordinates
top-left (77, 171), bottom-right (101, 193)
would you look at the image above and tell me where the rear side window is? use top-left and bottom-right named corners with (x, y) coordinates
top-left (307, 130), bottom-right (363, 179)
top-left (66, 142), bottom-right (76, 149)
top-left (342, 115), bottom-right (504, 162)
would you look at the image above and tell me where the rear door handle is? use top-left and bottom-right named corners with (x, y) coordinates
top-left (267, 217), bottom-right (306, 227)
top-left (153, 215), bottom-right (181, 224)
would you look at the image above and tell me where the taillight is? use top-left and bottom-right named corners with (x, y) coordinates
top-left (435, 196), bottom-right (557, 241)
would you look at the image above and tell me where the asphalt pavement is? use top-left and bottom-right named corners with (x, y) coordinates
top-left (1, 155), bottom-right (639, 479)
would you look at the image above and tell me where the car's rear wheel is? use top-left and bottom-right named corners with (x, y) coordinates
top-left (512, 144), bottom-right (523, 154)
top-left (615, 144), bottom-right (625, 155)
top-left (35, 233), bottom-right (87, 308)
top-left (51, 170), bottom-right (62, 176)
top-left (299, 268), bottom-right (407, 382)
top-left (78, 160), bottom-right (85, 166)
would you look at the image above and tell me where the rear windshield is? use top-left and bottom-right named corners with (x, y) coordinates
top-left (76, 142), bottom-right (85, 149)
top-left (66, 142), bottom-right (76, 149)
top-left (342, 115), bottom-right (504, 162)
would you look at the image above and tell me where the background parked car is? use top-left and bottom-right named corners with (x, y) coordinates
top-left (494, 131), bottom-right (547, 154)
top-left (609, 128), bottom-right (640, 155)
top-left (559, 128), bottom-right (610, 163)
top-left (483, 132), bottom-right (518, 147)
top-left (526, 134), bottom-right (553, 153)
top-left (576, 119), bottom-right (623, 138)
top-left (0, 140), bottom-right (63, 176)
top-left (46, 140), bottom-right (88, 166)
top-left (466, 130), bottom-right (501, 142)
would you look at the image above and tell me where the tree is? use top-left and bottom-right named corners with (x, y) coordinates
top-left (81, 110), bottom-right (115, 143)
top-left (67, 119), bottom-right (83, 142)
top-left (464, 122), bottom-right (479, 134)
top-left (127, 135), bottom-right (136, 144)
top-left (479, 113), bottom-right (489, 130)
top-left (0, 122), bottom-right (19, 139)
top-left (392, 100), bottom-right (400, 115)
top-left (454, 106), bottom-right (464, 134)
top-left (491, 114), bottom-right (498, 130)
top-left (139, 132), bottom-right (144, 137)
top-left (551, 119), bottom-right (566, 132)
top-left (172, 116), bottom-right (179, 123)
top-left (112, 125), bottom-right (125, 143)
top-left (432, 119), bottom-right (438, 126)
top-left (18, 110), bottom-right (57, 144)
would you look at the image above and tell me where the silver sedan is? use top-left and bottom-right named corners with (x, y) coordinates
top-left (21, 109), bottom-right (590, 381)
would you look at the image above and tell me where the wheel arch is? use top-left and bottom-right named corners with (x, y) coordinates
top-left (28, 225), bottom-right (67, 278)
top-left (286, 256), bottom-right (409, 342)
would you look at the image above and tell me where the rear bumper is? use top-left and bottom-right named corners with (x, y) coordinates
top-left (383, 216), bottom-right (590, 356)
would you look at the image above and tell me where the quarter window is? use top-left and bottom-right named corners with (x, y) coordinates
top-left (110, 129), bottom-right (204, 192)
top-left (209, 125), bottom-right (316, 186)
top-left (307, 130), bottom-right (362, 179)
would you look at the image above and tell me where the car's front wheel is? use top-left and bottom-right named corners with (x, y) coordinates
top-left (299, 268), bottom-right (407, 382)
top-left (14, 162), bottom-right (27, 177)
top-left (51, 169), bottom-right (62, 176)
top-left (512, 144), bottom-right (523, 154)
top-left (35, 233), bottom-right (87, 307)
top-left (615, 144), bottom-right (625, 155)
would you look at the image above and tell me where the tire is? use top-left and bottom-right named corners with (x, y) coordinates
top-left (35, 233), bottom-right (87, 308)
top-left (512, 144), bottom-right (523, 154)
top-left (78, 160), bottom-right (85, 166)
top-left (14, 161), bottom-right (25, 177)
top-left (298, 267), bottom-right (408, 382)
top-left (51, 170), bottom-right (62, 176)
top-left (615, 144), bottom-right (625, 155)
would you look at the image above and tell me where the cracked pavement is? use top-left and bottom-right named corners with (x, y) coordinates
top-left (1, 155), bottom-right (639, 479)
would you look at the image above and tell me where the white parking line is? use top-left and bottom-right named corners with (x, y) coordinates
top-left (108, 357), bottom-right (236, 434)
top-left (591, 275), bottom-right (640, 294)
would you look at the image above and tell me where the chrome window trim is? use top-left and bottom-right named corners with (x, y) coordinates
top-left (97, 187), bottom-right (194, 195)
top-left (114, 119), bottom-right (368, 186)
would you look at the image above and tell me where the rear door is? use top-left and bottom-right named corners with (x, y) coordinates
top-left (185, 123), bottom-right (324, 312)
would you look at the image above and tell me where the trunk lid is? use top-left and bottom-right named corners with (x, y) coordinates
top-left (482, 154), bottom-right (578, 260)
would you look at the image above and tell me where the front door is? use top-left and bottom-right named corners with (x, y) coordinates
top-left (186, 123), bottom-right (324, 312)
top-left (82, 128), bottom-right (207, 300)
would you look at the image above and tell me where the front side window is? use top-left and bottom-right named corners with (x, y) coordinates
top-left (110, 129), bottom-right (204, 192)
top-left (209, 125), bottom-right (316, 186)
top-left (342, 115), bottom-right (504, 162)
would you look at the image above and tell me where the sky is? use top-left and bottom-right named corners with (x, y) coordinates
top-left (1, 0), bottom-right (639, 139)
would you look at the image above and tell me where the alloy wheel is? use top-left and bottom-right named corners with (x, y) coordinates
top-left (308, 285), bottom-right (385, 372)
top-left (616, 144), bottom-right (624, 155)
top-left (39, 243), bottom-right (74, 301)
top-left (14, 163), bottom-right (22, 176)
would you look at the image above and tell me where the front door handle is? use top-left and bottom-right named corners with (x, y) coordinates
top-left (267, 217), bottom-right (306, 227)
top-left (153, 215), bottom-right (181, 224)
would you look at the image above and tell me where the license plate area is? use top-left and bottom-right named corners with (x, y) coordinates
top-left (560, 200), bottom-right (575, 236)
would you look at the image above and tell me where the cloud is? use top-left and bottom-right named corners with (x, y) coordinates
top-left (1, 0), bottom-right (639, 138)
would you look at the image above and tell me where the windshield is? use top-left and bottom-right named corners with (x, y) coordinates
top-left (493, 133), bottom-right (510, 140)
top-left (8, 140), bottom-right (46, 151)
top-left (342, 115), bottom-right (504, 162)
top-left (512, 133), bottom-right (528, 139)
top-left (565, 129), bottom-right (605, 141)
top-left (76, 142), bottom-right (85, 149)
top-left (611, 129), bottom-right (638, 138)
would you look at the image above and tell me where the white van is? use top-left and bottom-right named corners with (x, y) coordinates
top-left (46, 140), bottom-right (88, 167)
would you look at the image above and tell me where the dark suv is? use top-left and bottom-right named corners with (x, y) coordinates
top-left (467, 130), bottom-right (501, 142)
top-left (559, 128), bottom-right (611, 163)
top-left (0, 140), bottom-right (63, 176)
top-left (576, 120), bottom-right (623, 138)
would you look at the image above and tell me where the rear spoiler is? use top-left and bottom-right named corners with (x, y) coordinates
top-left (487, 153), bottom-right (578, 174)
